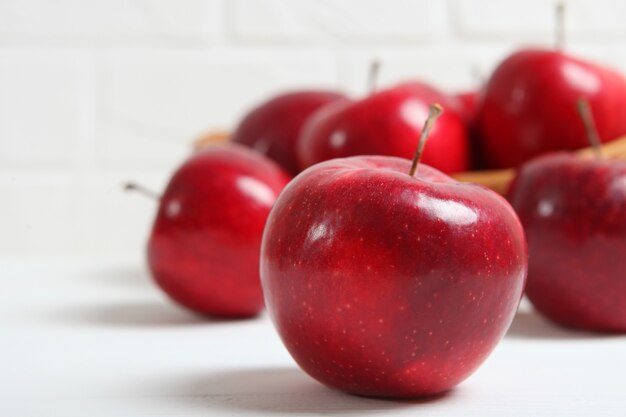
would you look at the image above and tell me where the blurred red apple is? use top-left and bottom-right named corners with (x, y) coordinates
top-left (148, 144), bottom-right (291, 318)
top-left (508, 152), bottom-right (626, 331)
top-left (232, 90), bottom-right (346, 175)
top-left (297, 82), bottom-right (470, 174)
top-left (477, 49), bottom-right (626, 168)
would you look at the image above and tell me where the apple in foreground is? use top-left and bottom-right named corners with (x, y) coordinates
top-left (232, 90), bottom-right (346, 175)
top-left (261, 106), bottom-right (527, 397)
top-left (147, 144), bottom-right (291, 317)
top-left (297, 82), bottom-right (469, 174)
top-left (476, 48), bottom-right (626, 169)
top-left (508, 152), bottom-right (626, 331)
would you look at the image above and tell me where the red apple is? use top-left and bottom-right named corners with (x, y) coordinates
top-left (297, 82), bottom-right (470, 174)
top-left (476, 48), bottom-right (626, 169)
top-left (148, 144), bottom-right (291, 318)
top-left (452, 90), bottom-right (480, 126)
top-left (508, 152), bottom-right (626, 332)
top-left (231, 90), bottom-right (346, 175)
top-left (261, 106), bottom-right (527, 396)
top-left (452, 90), bottom-right (487, 170)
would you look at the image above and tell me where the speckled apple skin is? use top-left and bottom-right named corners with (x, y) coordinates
top-left (261, 156), bottom-right (527, 397)
top-left (508, 153), bottom-right (626, 332)
top-left (477, 49), bottom-right (626, 169)
top-left (297, 82), bottom-right (470, 174)
top-left (148, 144), bottom-right (291, 318)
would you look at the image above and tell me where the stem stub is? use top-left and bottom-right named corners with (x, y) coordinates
top-left (409, 103), bottom-right (444, 177)
top-left (123, 182), bottom-right (161, 200)
top-left (555, 2), bottom-right (565, 51)
top-left (576, 98), bottom-right (603, 160)
top-left (368, 59), bottom-right (381, 94)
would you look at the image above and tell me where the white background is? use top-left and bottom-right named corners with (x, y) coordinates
top-left (3, 258), bottom-right (626, 417)
top-left (3, 0), bottom-right (626, 256)
top-left (2, 2), bottom-right (626, 416)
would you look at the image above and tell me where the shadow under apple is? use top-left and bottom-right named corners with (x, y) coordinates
top-left (87, 265), bottom-right (153, 290)
top-left (505, 310), bottom-right (622, 340)
top-left (148, 367), bottom-right (454, 414)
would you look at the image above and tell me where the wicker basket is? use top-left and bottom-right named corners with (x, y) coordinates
top-left (452, 136), bottom-right (626, 195)
top-left (193, 130), bottom-right (626, 196)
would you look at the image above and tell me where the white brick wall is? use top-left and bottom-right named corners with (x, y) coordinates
top-left (0, 50), bottom-right (94, 167)
top-left (228, 0), bottom-right (449, 41)
top-left (0, 0), bottom-right (219, 44)
top-left (1, 0), bottom-right (625, 255)
top-left (454, 0), bottom-right (626, 41)
top-left (100, 49), bottom-right (337, 167)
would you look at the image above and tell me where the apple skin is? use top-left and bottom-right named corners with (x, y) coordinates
top-left (508, 153), bottom-right (626, 332)
top-left (231, 90), bottom-right (346, 175)
top-left (148, 144), bottom-right (291, 318)
top-left (452, 90), bottom-right (480, 125)
top-left (261, 156), bottom-right (527, 397)
top-left (452, 90), bottom-right (487, 169)
top-left (476, 49), bottom-right (626, 169)
top-left (297, 83), bottom-right (470, 174)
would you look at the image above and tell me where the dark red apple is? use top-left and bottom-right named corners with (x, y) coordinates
top-left (476, 48), bottom-right (626, 169)
top-left (452, 90), bottom-right (480, 125)
top-left (508, 152), bottom-right (626, 332)
top-left (261, 106), bottom-right (527, 396)
top-left (297, 82), bottom-right (470, 174)
top-left (452, 90), bottom-right (487, 170)
top-left (231, 90), bottom-right (346, 175)
top-left (148, 144), bottom-right (291, 318)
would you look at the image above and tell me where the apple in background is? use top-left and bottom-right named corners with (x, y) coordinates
top-left (451, 63), bottom-right (485, 127)
top-left (452, 90), bottom-right (480, 126)
top-left (231, 90), bottom-right (347, 175)
top-left (262, 105), bottom-right (527, 397)
top-left (476, 48), bottom-right (626, 169)
top-left (452, 90), bottom-right (487, 170)
top-left (297, 82), bottom-right (470, 174)
top-left (147, 144), bottom-right (291, 318)
top-left (508, 152), bottom-right (626, 332)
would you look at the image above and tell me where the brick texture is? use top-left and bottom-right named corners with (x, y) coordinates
top-left (0, 0), bottom-right (219, 44)
top-left (453, 0), bottom-right (626, 41)
top-left (1, 0), bottom-right (625, 255)
top-left (229, 0), bottom-right (448, 41)
top-left (0, 51), bottom-right (93, 166)
top-left (100, 49), bottom-right (337, 166)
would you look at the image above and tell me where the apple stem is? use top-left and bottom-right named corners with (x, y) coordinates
top-left (368, 59), bottom-right (381, 94)
top-left (555, 1), bottom-right (565, 50)
top-left (576, 98), bottom-right (603, 159)
top-left (408, 103), bottom-right (444, 177)
top-left (123, 182), bottom-right (161, 200)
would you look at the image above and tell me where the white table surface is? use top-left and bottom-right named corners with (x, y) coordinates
top-left (2, 256), bottom-right (625, 417)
